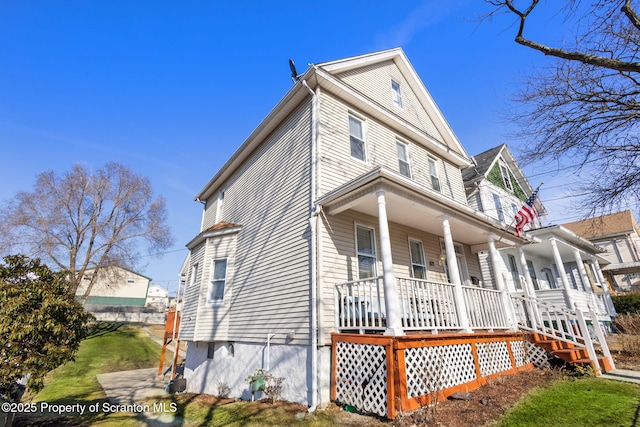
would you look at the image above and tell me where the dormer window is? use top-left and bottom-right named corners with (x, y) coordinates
top-left (391, 80), bottom-right (403, 108)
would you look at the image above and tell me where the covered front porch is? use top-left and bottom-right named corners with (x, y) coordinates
top-left (318, 167), bottom-right (525, 337)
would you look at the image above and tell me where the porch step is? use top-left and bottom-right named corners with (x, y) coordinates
top-left (528, 334), bottom-right (613, 374)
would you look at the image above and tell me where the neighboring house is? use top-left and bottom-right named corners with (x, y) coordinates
top-left (564, 210), bottom-right (640, 292)
top-left (463, 144), bottom-right (546, 230)
top-left (462, 144), bottom-right (616, 321)
top-left (146, 283), bottom-right (169, 309)
top-left (178, 49), bottom-right (613, 418)
top-left (75, 266), bottom-right (151, 306)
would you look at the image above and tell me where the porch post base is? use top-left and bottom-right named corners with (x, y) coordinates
top-left (384, 327), bottom-right (405, 336)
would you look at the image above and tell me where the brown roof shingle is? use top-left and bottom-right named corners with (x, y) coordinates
top-left (563, 210), bottom-right (639, 239)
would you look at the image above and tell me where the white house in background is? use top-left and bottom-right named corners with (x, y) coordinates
top-left (564, 210), bottom-right (640, 292)
top-left (462, 144), bottom-right (616, 322)
top-left (75, 266), bottom-right (151, 306)
top-left (177, 49), bottom-right (614, 417)
top-left (146, 283), bottom-right (169, 309)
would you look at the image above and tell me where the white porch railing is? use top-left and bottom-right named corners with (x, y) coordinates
top-left (533, 288), bottom-right (609, 317)
top-left (335, 277), bottom-right (512, 333)
top-left (510, 294), bottom-right (615, 374)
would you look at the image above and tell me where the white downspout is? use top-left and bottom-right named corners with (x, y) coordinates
top-left (301, 78), bottom-right (319, 412)
top-left (266, 333), bottom-right (276, 371)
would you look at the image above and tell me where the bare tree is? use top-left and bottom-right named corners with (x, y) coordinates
top-left (484, 0), bottom-right (640, 214)
top-left (0, 162), bottom-right (174, 304)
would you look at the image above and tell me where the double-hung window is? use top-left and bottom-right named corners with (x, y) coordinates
top-left (396, 141), bottom-right (411, 178)
top-left (409, 239), bottom-right (427, 280)
top-left (493, 193), bottom-right (504, 222)
top-left (428, 157), bottom-right (441, 192)
top-left (349, 115), bottom-right (366, 162)
top-left (391, 80), bottom-right (403, 108)
top-left (500, 163), bottom-right (513, 191)
top-left (190, 263), bottom-right (199, 287)
top-left (356, 225), bottom-right (377, 279)
top-left (207, 258), bottom-right (227, 305)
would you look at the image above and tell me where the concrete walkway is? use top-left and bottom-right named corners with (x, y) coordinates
top-left (97, 368), bottom-right (169, 405)
top-left (600, 369), bottom-right (640, 385)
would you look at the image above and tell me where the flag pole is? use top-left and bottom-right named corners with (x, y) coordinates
top-left (495, 182), bottom-right (543, 246)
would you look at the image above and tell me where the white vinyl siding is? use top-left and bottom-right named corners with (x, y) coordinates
top-left (179, 242), bottom-right (205, 340)
top-left (335, 60), bottom-right (446, 147)
top-left (217, 102), bottom-right (313, 344)
top-left (318, 92), bottom-right (468, 204)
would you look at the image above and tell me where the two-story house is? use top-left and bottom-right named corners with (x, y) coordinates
top-left (463, 144), bottom-right (616, 322)
top-left (564, 210), bottom-right (640, 292)
top-left (178, 49), bottom-right (613, 418)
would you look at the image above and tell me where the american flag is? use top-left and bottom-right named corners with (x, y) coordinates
top-left (515, 185), bottom-right (541, 237)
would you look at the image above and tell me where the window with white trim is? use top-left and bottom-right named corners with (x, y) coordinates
top-left (396, 141), bottom-right (411, 178)
top-left (349, 115), bottom-right (366, 161)
top-left (391, 80), bottom-right (403, 108)
top-left (508, 254), bottom-right (521, 290)
top-left (428, 157), bottom-right (441, 192)
top-left (493, 193), bottom-right (504, 222)
top-left (207, 258), bottom-right (227, 305)
top-left (356, 225), bottom-right (377, 279)
top-left (190, 263), bottom-right (199, 287)
top-left (500, 163), bottom-right (513, 191)
top-left (409, 239), bottom-right (427, 280)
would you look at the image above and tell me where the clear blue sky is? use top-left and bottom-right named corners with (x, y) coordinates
top-left (0, 1), bottom-right (593, 295)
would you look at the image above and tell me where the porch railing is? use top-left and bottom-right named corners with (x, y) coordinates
top-left (335, 277), bottom-right (512, 333)
top-left (510, 293), bottom-right (615, 374)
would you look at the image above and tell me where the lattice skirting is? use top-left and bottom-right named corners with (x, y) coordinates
top-left (332, 333), bottom-right (535, 419)
top-left (334, 341), bottom-right (388, 417)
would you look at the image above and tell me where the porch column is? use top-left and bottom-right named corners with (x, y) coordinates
top-left (488, 233), bottom-right (517, 330)
top-left (550, 238), bottom-right (574, 309)
top-left (440, 215), bottom-right (471, 332)
top-left (573, 249), bottom-right (591, 293)
top-left (376, 190), bottom-right (404, 336)
top-left (592, 256), bottom-right (617, 316)
top-left (517, 246), bottom-right (537, 298)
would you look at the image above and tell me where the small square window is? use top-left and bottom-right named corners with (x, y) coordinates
top-left (391, 80), bottom-right (403, 108)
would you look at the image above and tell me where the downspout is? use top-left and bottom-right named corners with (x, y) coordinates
top-left (301, 77), bottom-right (319, 412)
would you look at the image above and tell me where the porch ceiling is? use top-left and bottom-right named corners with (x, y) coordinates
top-left (318, 167), bottom-right (525, 248)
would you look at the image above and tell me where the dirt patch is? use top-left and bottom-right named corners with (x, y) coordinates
top-left (391, 369), bottom-right (562, 427)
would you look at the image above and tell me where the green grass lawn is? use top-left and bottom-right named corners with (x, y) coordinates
top-left (493, 377), bottom-right (640, 427)
top-left (24, 322), bottom-right (171, 426)
top-left (22, 325), bottom-right (640, 427)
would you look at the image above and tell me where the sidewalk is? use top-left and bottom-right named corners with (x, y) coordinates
top-left (600, 369), bottom-right (640, 385)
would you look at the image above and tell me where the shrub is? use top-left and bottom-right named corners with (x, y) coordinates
top-left (612, 293), bottom-right (640, 314)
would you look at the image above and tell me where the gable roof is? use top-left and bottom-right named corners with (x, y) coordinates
top-left (196, 48), bottom-right (472, 201)
top-left (316, 48), bottom-right (470, 162)
top-left (563, 210), bottom-right (640, 239)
